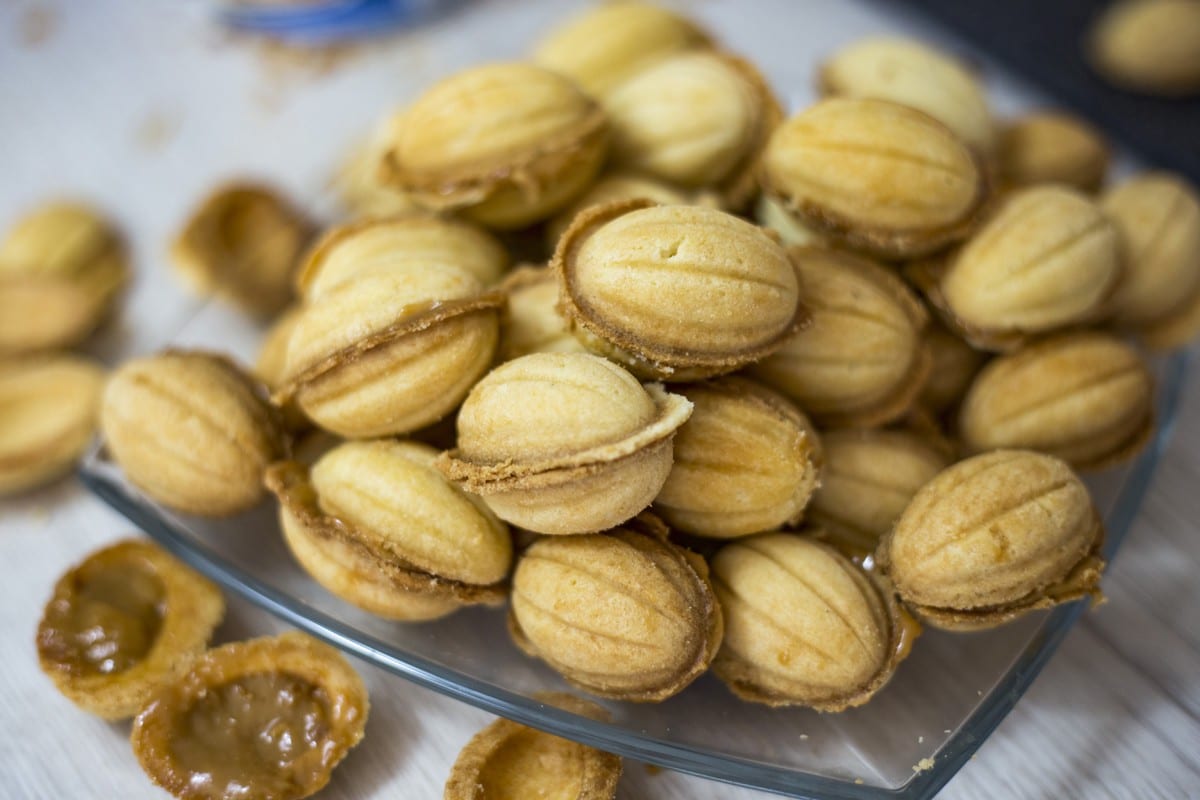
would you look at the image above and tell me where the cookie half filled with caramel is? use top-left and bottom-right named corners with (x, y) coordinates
top-left (36, 539), bottom-right (224, 719)
top-left (131, 631), bottom-right (368, 800)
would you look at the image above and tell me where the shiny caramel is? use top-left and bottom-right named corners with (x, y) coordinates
top-left (36, 539), bottom-right (224, 720)
top-left (132, 632), bottom-right (367, 800)
top-left (39, 557), bottom-right (165, 677)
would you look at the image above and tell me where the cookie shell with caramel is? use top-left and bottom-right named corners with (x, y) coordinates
top-left (437, 352), bottom-right (692, 535)
top-left (877, 450), bottom-right (1105, 631)
top-left (654, 377), bottom-right (823, 539)
top-left (266, 439), bottom-right (511, 621)
top-left (381, 62), bottom-right (608, 230)
top-left (131, 632), bottom-right (367, 800)
top-left (508, 517), bottom-right (722, 702)
top-left (36, 539), bottom-right (224, 720)
top-left (711, 532), bottom-right (911, 711)
top-left (555, 200), bottom-right (805, 381)
top-left (277, 264), bottom-right (501, 438)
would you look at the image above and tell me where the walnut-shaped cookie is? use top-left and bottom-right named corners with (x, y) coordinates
top-left (761, 98), bottom-right (986, 259)
top-left (654, 377), bottom-right (822, 539)
top-left (0, 201), bottom-right (127, 354)
top-left (267, 439), bottom-right (511, 621)
top-left (604, 51), bottom-right (783, 209)
top-left (807, 429), bottom-right (951, 559)
top-left (555, 200), bottom-right (804, 381)
top-left (750, 247), bottom-right (930, 427)
top-left (910, 186), bottom-right (1120, 351)
top-left (100, 350), bottom-right (287, 516)
top-left (877, 450), bottom-right (1105, 631)
top-left (278, 264), bottom-right (501, 438)
top-left (381, 63), bottom-right (608, 229)
top-left (711, 532), bottom-right (913, 710)
top-left (438, 352), bottom-right (692, 535)
top-left (958, 333), bottom-right (1153, 470)
top-left (0, 353), bottom-right (105, 495)
top-left (508, 517), bottom-right (722, 702)
top-left (296, 214), bottom-right (510, 300)
top-left (497, 265), bottom-right (588, 362)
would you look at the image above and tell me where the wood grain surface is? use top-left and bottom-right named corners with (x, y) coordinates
top-left (1, 1), bottom-right (1198, 798)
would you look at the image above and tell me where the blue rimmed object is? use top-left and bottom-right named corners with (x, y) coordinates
top-left (218, 0), bottom-right (451, 41)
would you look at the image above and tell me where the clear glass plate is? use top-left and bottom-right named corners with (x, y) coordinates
top-left (79, 302), bottom-right (1190, 799)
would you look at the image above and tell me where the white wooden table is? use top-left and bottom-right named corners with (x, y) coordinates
top-left (2, 1), bottom-right (1199, 798)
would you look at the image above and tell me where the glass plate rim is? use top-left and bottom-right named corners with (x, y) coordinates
top-left (79, 351), bottom-right (1190, 800)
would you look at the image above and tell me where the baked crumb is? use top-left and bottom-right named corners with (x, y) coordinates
top-left (18, 4), bottom-right (57, 48)
top-left (133, 111), bottom-right (181, 152)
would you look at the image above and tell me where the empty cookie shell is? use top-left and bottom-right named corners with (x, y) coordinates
top-left (443, 693), bottom-right (621, 800)
top-left (170, 183), bottom-right (313, 317)
top-left (508, 517), bottom-right (723, 702)
top-left (555, 200), bottom-right (805, 381)
top-left (877, 450), bottom-right (1105, 631)
top-left (131, 632), bottom-right (368, 800)
top-left (266, 439), bottom-right (511, 622)
top-left (437, 352), bottom-right (692, 535)
top-left (654, 376), bottom-right (823, 539)
top-left (36, 538), bottom-right (224, 719)
top-left (711, 532), bottom-right (912, 711)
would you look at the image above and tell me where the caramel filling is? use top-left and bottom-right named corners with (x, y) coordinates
top-left (38, 560), bottom-right (165, 676)
top-left (170, 672), bottom-right (336, 798)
